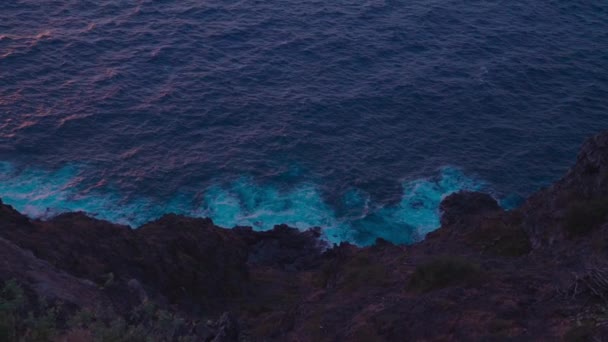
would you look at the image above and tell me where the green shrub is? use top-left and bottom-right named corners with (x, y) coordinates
top-left (1, 281), bottom-right (61, 341)
top-left (68, 308), bottom-right (96, 329)
top-left (0, 279), bottom-right (26, 311)
top-left (0, 310), bottom-right (17, 342)
top-left (0, 279), bottom-right (199, 342)
top-left (82, 303), bottom-right (191, 342)
top-left (314, 254), bottom-right (389, 291)
top-left (23, 303), bottom-right (59, 342)
top-left (91, 317), bottom-right (149, 342)
top-left (564, 198), bottom-right (608, 237)
top-left (0, 279), bottom-right (26, 341)
top-left (342, 255), bottom-right (388, 291)
top-left (407, 257), bottom-right (481, 292)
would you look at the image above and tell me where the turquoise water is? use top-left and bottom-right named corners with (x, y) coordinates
top-left (1, 0), bottom-right (607, 244)
top-left (0, 161), bottom-right (480, 245)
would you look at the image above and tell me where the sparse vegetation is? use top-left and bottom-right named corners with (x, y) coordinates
top-left (407, 257), bottom-right (481, 292)
top-left (0, 279), bottom-right (202, 342)
top-left (564, 198), bottom-right (608, 237)
top-left (467, 222), bottom-right (531, 257)
top-left (315, 254), bottom-right (389, 291)
top-left (341, 255), bottom-right (389, 291)
top-left (68, 302), bottom-right (194, 342)
top-left (0, 279), bottom-right (58, 342)
top-left (0, 279), bottom-right (26, 341)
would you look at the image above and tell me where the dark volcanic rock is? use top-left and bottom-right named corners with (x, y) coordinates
top-left (0, 199), bottom-right (33, 229)
top-left (521, 131), bottom-right (608, 246)
top-left (237, 224), bottom-right (327, 271)
top-left (0, 211), bottom-right (250, 314)
top-left (137, 215), bottom-right (249, 309)
top-left (0, 237), bottom-right (106, 309)
top-left (561, 130), bottom-right (608, 198)
top-left (2, 130), bottom-right (608, 341)
top-left (440, 191), bottom-right (502, 228)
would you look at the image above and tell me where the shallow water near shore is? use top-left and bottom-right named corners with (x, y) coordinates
top-left (0, 161), bottom-right (482, 245)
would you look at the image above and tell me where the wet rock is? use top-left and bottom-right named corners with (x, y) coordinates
top-left (440, 191), bottom-right (501, 229)
top-left (2, 130), bottom-right (608, 341)
top-left (240, 224), bottom-right (326, 271)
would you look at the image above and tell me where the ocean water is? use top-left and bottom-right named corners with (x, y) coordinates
top-left (1, 0), bottom-right (607, 245)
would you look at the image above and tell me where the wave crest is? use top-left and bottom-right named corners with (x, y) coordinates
top-left (0, 162), bottom-right (482, 245)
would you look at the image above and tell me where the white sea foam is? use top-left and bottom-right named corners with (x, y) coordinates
top-left (0, 161), bottom-right (482, 245)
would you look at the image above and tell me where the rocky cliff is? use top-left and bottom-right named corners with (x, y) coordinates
top-left (2, 131), bottom-right (608, 341)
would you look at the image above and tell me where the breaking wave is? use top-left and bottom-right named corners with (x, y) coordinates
top-left (0, 161), bottom-right (483, 245)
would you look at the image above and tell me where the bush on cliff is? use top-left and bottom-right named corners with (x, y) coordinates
top-left (342, 254), bottom-right (389, 291)
top-left (0, 279), bottom-right (205, 341)
top-left (315, 253), bottom-right (389, 291)
top-left (0, 279), bottom-right (25, 341)
top-left (65, 303), bottom-right (193, 341)
top-left (0, 279), bottom-right (58, 341)
top-left (564, 198), bottom-right (608, 237)
top-left (407, 257), bottom-right (481, 293)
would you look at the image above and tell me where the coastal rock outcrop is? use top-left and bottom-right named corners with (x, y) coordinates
top-left (1, 130), bottom-right (608, 340)
top-left (439, 191), bottom-right (502, 230)
top-left (521, 131), bottom-right (608, 246)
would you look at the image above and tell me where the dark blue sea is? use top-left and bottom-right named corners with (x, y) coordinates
top-left (1, 0), bottom-right (607, 245)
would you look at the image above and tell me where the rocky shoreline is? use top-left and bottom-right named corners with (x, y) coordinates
top-left (2, 131), bottom-right (608, 341)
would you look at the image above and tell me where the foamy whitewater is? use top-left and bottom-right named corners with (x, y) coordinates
top-left (1, 1), bottom-right (607, 245)
top-left (0, 161), bottom-right (482, 245)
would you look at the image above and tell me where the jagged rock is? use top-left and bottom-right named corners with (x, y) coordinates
top-left (136, 215), bottom-right (249, 309)
top-left (561, 131), bottom-right (608, 198)
top-left (239, 224), bottom-right (326, 271)
top-left (0, 237), bottom-right (107, 309)
top-left (440, 191), bottom-right (501, 228)
top-left (2, 130), bottom-right (608, 340)
top-left (0, 212), bottom-right (250, 314)
top-left (521, 131), bottom-right (608, 246)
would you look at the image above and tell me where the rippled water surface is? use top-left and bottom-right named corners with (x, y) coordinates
top-left (1, 0), bottom-right (607, 244)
